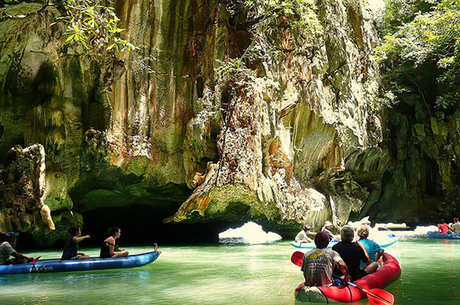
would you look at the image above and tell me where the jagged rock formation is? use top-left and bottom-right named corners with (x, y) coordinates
top-left (1, 0), bottom-right (448, 244)
top-left (0, 144), bottom-right (54, 234)
top-left (165, 0), bottom-right (383, 230)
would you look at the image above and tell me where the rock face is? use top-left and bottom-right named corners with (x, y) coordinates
top-left (0, 0), bottom-right (442, 243)
top-left (0, 144), bottom-right (54, 234)
top-left (165, 0), bottom-right (383, 231)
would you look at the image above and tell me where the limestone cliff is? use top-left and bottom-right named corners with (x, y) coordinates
top-left (0, 0), bottom-right (418, 242)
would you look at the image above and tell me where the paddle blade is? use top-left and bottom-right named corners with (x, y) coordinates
top-left (32, 256), bottom-right (41, 266)
top-left (366, 288), bottom-right (394, 305)
top-left (291, 251), bottom-right (304, 267)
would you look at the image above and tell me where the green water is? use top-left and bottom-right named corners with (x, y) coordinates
top-left (0, 237), bottom-right (459, 304)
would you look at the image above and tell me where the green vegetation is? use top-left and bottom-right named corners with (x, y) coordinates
top-left (216, 0), bottom-right (321, 92)
top-left (1, 0), bottom-right (134, 58)
top-left (377, 0), bottom-right (460, 110)
top-left (58, 0), bottom-right (135, 53)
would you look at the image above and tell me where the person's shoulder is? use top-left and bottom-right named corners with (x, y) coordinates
top-left (1, 241), bottom-right (11, 247)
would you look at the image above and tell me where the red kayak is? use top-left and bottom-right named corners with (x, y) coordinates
top-left (295, 252), bottom-right (401, 303)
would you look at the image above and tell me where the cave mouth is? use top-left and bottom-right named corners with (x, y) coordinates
top-left (81, 204), bottom-right (247, 247)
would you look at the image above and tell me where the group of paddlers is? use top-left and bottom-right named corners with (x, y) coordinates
top-left (295, 221), bottom-right (383, 286)
top-left (0, 226), bottom-right (129, 266)
top-left (436, 217), bottom-right (460, 234)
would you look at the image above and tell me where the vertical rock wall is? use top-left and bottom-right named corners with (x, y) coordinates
top-left (1, 0), bottom-right (385, 238)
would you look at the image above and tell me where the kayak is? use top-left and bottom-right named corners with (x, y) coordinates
top-left (291, 234), bottom-right (397, 249)
top-left (0, 251), bottom-right (160, 275)
top-left (427, 231), bottom-right (460, 239)
top-left (295, 252), bottom-right (401, 303)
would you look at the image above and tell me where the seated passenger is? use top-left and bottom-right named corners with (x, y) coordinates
top-left (100, 227), bottom-right (129, 258)
top-left (332, 226), bottom-right (378, 281)
top-left (61, 227), bottom-right (91, 260)
top-left (301, 232), bottom-right (348, 286)
top-left (295, 225), bottom-right (314, 244)
top-left (451, 217), bottom-right (460, 234)
top-left (437, 219), bottom-right (451, 234)
top-left (357, 225), bottom-right (383, 267)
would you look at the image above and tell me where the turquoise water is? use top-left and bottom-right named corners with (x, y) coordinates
top-left (0, 237), bottom-right (459, 304)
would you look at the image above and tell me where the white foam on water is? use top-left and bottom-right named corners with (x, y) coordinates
top-left (219, 222), bottom-right (282, 244)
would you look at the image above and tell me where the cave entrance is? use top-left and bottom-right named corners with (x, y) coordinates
top-left (81, 204), bottom-right (246, 246)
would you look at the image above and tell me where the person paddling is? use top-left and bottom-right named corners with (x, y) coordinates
top-left (0, 232), bottom-right (34, 265)
top-left (100, 227), bottom-right (129, 258)
top-left (295, 225), bottom-right (315, 244)
top-left (301, 231), bottom-right (349, 286)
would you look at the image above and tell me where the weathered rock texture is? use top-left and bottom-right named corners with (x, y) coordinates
top-left (0, 144), bottom-right (54, 234)
top-left (0, 0), bottom-right (449, 243)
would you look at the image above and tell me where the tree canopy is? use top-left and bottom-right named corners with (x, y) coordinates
top-left (377, 0), bottom-right (460, 110)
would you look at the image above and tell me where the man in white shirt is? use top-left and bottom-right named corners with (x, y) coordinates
top-left (295, 225), bottom-right (314, 244)
top-left (0, 232), bottom-right (34, 265)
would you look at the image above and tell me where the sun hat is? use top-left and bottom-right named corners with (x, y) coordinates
top-left (324, 221), bottom-right (333, 227)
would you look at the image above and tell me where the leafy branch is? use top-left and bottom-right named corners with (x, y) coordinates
top-left (56, 0), bottom-right (136, 54)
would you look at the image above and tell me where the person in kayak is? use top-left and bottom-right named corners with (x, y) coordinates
top-left (0, 232), bottom-right (34, 265)
top-left (301, 231), bottom-right (349, 286)
top-left (100, 227), bottom-right (129, 258)
top-left (437, 219), bottom-right (451, 234)
top-left (295, 225), bottom-right (315, 244)
top-left (61, 227), bottom-right (91, 260)
top-left (332, 226), bottom-right (378, 281)
top-left (451, 217), bottom-right (460, 234)
top-left (321, 221), bottom-right (334, 241)
top-left (357, 225), bottom-right (383, 267)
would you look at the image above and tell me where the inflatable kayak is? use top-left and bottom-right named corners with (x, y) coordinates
top-left (0, 251), bottom-right (160, 275)
top-left (295, 252), bottom-right (401, 303)
top-left (427, 231), bottom-right (460, 239)
top-left (291, 234), bottom-right (397, 249)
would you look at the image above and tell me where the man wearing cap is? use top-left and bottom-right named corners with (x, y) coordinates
top-left (451, 218), bottom-right (460, 234)
top-left (301, 231), bottom-right (349, 286)
top-left (0, 232), bottom-right (34, 265)
top-left (332, 226), bottom-right (378, 281)
top-left (321, 221), bottom-right (335, 241)
top-left (295, 225), bottom-right (314, 244)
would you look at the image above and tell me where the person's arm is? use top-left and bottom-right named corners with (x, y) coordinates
top-left (105, 238), bottom-right (115, 256)
top-left (338, 260), bottom-right (350, 281)
top-left (358, 241), bottom-right (370, 262)
top-left (12, 251), bottom-right (33, 262)
top-left (358, 246), bottom-right (371, 266)
top-left (74, 235), bottom-right (91, 243)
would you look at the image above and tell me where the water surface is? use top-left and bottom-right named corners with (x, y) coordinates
top-left (0, 237), bottom-right (459, 304)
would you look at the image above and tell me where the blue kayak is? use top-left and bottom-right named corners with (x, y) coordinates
top-left (0, 251), bottom-right (160, 275)
top-left (427, 231), bottom-right (460, 239)
top-left (291, 234), bottom-right (397, 249)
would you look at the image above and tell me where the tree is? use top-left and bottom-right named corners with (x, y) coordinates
top-left (377, 0), bottom-right (460, 110)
